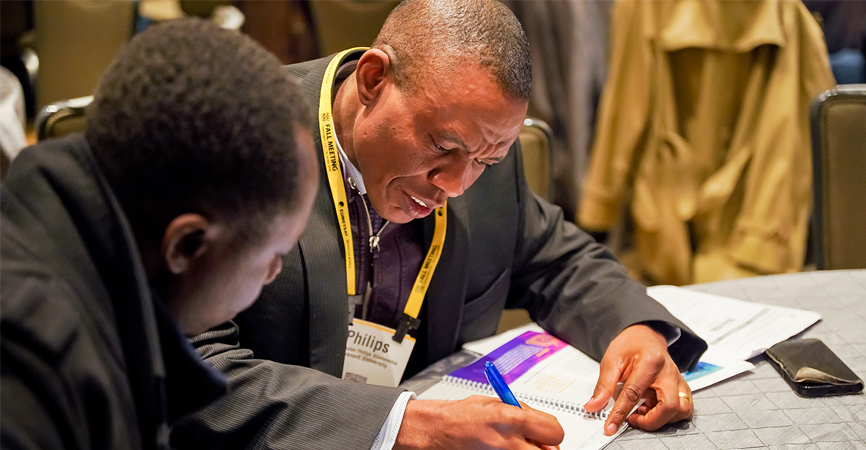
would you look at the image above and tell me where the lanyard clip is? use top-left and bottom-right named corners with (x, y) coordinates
top-left (348, 294), bottom-right (363, 326)
top-left (393, 313), bottom-right (421, 343)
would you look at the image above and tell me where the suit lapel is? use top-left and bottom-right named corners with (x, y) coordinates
top-left (422, 197), bottom-right (470, 364)
top-left (299, 163), bottom-right (348, 376)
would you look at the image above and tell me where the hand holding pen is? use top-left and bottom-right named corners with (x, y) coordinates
top-left (485, 361), bottom-right (561, 450)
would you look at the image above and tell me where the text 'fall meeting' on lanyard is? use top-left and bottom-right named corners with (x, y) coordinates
top-left (318, 48), bottom-right (447, 343)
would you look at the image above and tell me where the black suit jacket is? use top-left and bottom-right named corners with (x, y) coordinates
top-left (1, 135), bottom-right (225, 450)
top-left (173, 50), bottom-right (708, 449)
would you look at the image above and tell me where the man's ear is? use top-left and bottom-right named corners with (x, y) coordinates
top-left (355, 48), bottom-right (392, 106)
top-left (161, 213), bottom-right (212, 275)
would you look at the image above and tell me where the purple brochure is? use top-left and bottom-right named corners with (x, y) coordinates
top-left (450, 331), bottom-right (567, 384)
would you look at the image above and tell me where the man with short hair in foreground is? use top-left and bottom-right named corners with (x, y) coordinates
top-left (0, 18), bottom-right (317, 449)
top-left (175, 1), bottom-right (709, 449)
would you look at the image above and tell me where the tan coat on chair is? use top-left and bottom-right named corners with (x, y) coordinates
top-left (579, 0), bottom-right (836, 285)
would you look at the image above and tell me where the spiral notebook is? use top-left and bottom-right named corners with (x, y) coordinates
top-left (418, 331), bottom-right (628, 450)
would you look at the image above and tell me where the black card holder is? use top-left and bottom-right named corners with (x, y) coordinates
top-left (766, 338), bottom-right (864, 397)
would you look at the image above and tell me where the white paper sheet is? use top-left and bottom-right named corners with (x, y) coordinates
top-left (647, 285), bottom-right (822, 360)
top-left (683, 354), bottom-right (754, 392)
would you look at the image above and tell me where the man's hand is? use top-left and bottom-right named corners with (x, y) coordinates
top-left (583, 324), bottom-right (693, 435)
top-left (394, 396), bottom-right (564, 450)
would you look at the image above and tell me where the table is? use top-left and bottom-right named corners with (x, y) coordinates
top-left (405, 270), bottom-right (866, 449)
top-left (612, 269), bottom-right (866, 450)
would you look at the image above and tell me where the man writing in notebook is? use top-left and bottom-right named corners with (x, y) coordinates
top-left (173, 1), bottom-right (708, 449)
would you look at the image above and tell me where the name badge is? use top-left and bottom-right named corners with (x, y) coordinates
top-left (342, 319), bottom-right (415, 387)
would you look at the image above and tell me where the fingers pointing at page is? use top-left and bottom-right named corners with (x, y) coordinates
top-left (628, 376), bottom-right (694, 430)
top-left (585, 324), bottom-right (692, 435)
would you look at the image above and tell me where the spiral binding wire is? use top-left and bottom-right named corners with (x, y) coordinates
top-left (518, 393), bottom-right (609, 420)
top-left (445, 376), bottom-right (497, 394)
top-left (443, 376), bottom-right (609, 420)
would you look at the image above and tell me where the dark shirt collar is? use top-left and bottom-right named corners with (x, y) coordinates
top-left (149, 289), bottom-right (227, 424)
top-left (335, 59), bottom-right (358, 83)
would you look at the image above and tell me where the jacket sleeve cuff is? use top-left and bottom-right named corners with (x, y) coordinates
top-left (640, 320), bottom-right (682, 347)
top-left (370, 391), bottom-right (415, 450)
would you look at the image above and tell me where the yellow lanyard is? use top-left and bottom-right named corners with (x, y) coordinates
top-left (319, 49), bottom-right (447, 341)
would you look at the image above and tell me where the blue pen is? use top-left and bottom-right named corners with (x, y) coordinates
top-left (484, 361), bottom-right (521, 408)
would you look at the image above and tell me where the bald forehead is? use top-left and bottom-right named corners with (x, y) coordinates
top-left (373, 0), bottom-right (532, 100)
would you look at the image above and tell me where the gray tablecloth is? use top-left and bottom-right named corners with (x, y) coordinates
top-left (612, 269), bottom-right (866, 450)
top-left (405, 269), bottom-right (866, 449)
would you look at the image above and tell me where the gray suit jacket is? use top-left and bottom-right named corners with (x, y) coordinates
top-left (172, 50), bottom-right (708, 450)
